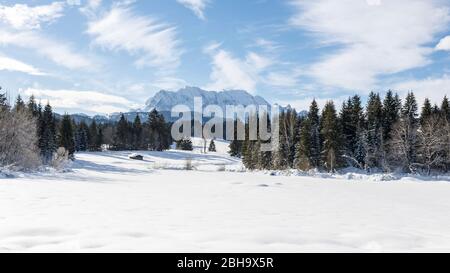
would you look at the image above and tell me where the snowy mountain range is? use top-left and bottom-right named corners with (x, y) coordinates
top-left (66, 87), bottom-right (285, 123)
top-left (142, 86), bottom-right (271, 113)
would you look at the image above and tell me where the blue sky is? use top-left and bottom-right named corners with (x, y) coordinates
top-left (0, 0), bottom-right (450, 115)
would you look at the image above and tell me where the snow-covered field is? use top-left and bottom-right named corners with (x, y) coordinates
top-left (2, 140), bottom-right (450, 252)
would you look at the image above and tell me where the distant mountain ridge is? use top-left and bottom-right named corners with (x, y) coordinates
top-left (61, 87), bottom-right (299, 124)
top-left (143, 86), bottom-right (270, 113)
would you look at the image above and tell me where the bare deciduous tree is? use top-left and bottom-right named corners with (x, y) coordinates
top-left (388, 118), bottom-right (418, 173)
top-left (416, 116), bottom-right (447, 175)
top-left (0, 108), bottom-right (41, 170)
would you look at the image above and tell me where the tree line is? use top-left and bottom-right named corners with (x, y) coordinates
top-left (0, 88), bottom-right (173, 170)
top-left (230, 91), bottom-right (450, 175)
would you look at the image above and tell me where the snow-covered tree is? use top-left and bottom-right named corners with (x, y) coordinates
top-left (176, 137), bottom-right (193, 151)
top-left (389, 92), bottom-right (419, 172)
top-left (208, 139), bottom-right (216, 152)
top-left (0, 96), bottom-right (41, 170)
top-left (416, 115), bottom-right (447, 175)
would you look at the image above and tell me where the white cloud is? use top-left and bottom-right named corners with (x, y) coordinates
top-left (203, 43), bottom-right (303, 92)
top-left (204, 44), bottom-right (275, 93)
top-left (87, 6), bottom-right (182, 70)
top-left (80, 0), bottom-right (102, 18)
top-left (0, 2), bottom-right (65, 30)
top-left (22, 88), bottom-right (137, 114)
top-left (0, 55), bottom-right (46, 76)
top-left (436, 35), bottom-right (450, 51)
top-left (290, 0), bottom-right (450, 91)
top-left (392, 75), bottom-right (450, 105)
top-left (177, 0), bottom-right (210, 20)
top-left (264, 71), bottom-right (301, 88)
top-left (0, 30), bottom-right (94, 70)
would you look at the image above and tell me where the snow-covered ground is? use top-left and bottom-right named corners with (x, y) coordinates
top-left (2, 140), bottom-right (450, 252)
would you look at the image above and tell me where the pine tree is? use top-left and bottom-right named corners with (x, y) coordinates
top-left (242, 140), bottom-right (258, 170)
top-left (147, 109), bottom-right (171, 151)
top-left (382, 90), bottom-right (401, 141)
top-left (340, 96), bottom-right (365, 168)
top-left (320, 101), bottom-right (341, 173)
top-left (228, 120), bottom-right (244, 157)
top-left (132, 115), bottom-right (143, 150)
top-left (27, 95), bottom-right (39, 117)
top-left (39, 103), bottom-right (57, 163)
top-left (58, 114), bottom-right (75, 158)
top-left (273, 111), bottom-right (289, 169)
top-left (14, 95), bottom-right (25, 112)
top-left (88, 120), bottom-right (100, 151)
top-left (294, 118), bottom-right (312, 170)
top-left (421, 98), bottom-right (433, 125)
top-left (365, 92), bottom-right (384, 170)
top-left (0, 87), bottom-right (9, 111)
top-left (308, 100), bottom-right (321, 168)
top-left (96, 127), bottom-right (104, 151)
top-left (441, 96), bottom-right (450, 121)
top-left (113, 114), bottom-right (130, 150)
top-left (75, 121), bottom-right (89, 152)
top-left (208, 139), bottom-right (216, 152)
top-left (390, 92), bottom-right (419, 172)
top-left (176, 137), bottom-right (193, 151)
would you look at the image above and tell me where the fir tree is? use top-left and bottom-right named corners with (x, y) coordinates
top-left (27, 95), bottom-right (40, 117)
top-left (14, 95), bottom-right (25, 112)
top-left (0, 87), bottom-right (9, 111)
top-left (273, 110), bottom-right (289, 169)
top-left (441, 96), bottom-right (450, 121)
top-left (88, 120), bottom-right (100, 151)
top-left (58, 114), bottom-right (75, 158)
top-left (308, 100), bottom-right (321, 168)
top-left (228, 120), bottom-right (244, 157)
top-left (402, 92), bottom-right (419, 123)
top-left (132, 115), bottom-right (143, 150)
top-left (320, 101), bottom-right (341, 173)
top-left (208, 139), bottom-right (216, 152)
top-left (365, 92), bottom-right (384, 170)
top-left (96, 127), bottom-right (104, 151)
top-left (294, 118), bottom-right (312, 170)
top-left (75, 121), bottom-right (89, 152)
top-left (390, 92), bottom-right (419, 172)
top-left (147, 109), bottom-right (171, 151)
top-left (421, 98), bottom-right (433, 124)
top-left (39, 103), bottom-right (57, 163)
top-left (176, 137), bottom-right (193, 151)
top-left (242, 140), bottom-right (257, 170)
top-left (382, 90), bottom-right (401, 141)
top-left (113, 114), bottom-right (130, 150)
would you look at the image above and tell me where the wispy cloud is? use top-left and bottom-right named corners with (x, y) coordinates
top-left (289, 0), bottom-right (450, 91)
top-left (177, 0), bottom-right (210, 20)
top-left (0, 1), bottom-right (94, 70)
top-left (0, 30), bottom-right (94, 70)
top-left (22, 88), bottom-right (137, 115)
top-left (87, 5), bottom-right (182, 71)
top-left (0, 55), bottom-right (46, 76)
